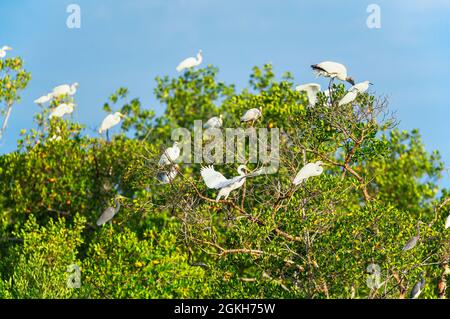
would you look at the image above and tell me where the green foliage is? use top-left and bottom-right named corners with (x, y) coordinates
top-left (0, 60), bottom-right (449, 299)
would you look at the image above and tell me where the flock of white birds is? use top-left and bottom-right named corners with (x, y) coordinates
top-left (2, 47), bottom-right (449, 244)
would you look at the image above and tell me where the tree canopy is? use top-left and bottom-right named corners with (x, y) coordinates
top-left (0, 58), bottom-right (449, 299)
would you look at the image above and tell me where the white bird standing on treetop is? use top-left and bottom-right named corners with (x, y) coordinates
top-left (159, 142), bottom-right (181, 166)
top-left (49, 103), bottom-right (75, 118)
top-left (201, 165), bottom-right (251, 201)
top-left (293, 161), bottom-right (324, 185)
top-left (0, 46), bottom-right (12, 58)
top-left (52, 82), bottom-right (79, 97)
top-left (176, 50), bottom-right (203, 72)
top-left (204, 115), bottom-right (223, 129)
top-left (338, 81), bottom-right (373, 106)
top-left (34, 94), bottom-right (53, 105)
top-left (295, 83), bottom-right (321, 106)
top-left (445, 213), bottom-right (450, 229)
top-left (311, 61), bottom-right (355, 85)
top-left (241, 107), bottom-right (262, 123)
top-left (99, 112), bottom-right (125, 134)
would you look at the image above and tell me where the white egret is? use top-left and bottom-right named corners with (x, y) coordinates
top-left (293, 161), bottom-right (324, 185)
top-left (201, 165), bottom-right (250, 201)
top-left (203, 115), bottom-right (223, 129)
top-left (0, 46), bottom-right (12, 58)
top-left (52, 82), bottom-right (79, 97)
top-left (34, 94), bottom-right (53, 105)
top-left (99, 112), bottom-right (125, 134)
top-left (311, 61), bottom-right (355, 85)
top-left (338, 91), bottom-right (358, 106)
top-left (240, 107), bottom-right (262, 124)
top-left (159, 142), bottom-right (181, 166)
top-left (176, 50), bottom-right (203, 72)
top-left (410, 273), bottom-right (425, 299)
top-left (338, 81), bottom-right (372, 106)
top-left (445, 213), bottom-right (450, 229)
top-left (96, 196), bottom-right (122, 226)
top-left (157, 165), bottom-right (179, 184)
top-left (49, 103), bottom-right (75, 118)
top-left (295, 83), bottom-right (321, 106)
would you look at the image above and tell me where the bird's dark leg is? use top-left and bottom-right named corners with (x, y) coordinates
top-left (106, 129), bottom-right (110, 143)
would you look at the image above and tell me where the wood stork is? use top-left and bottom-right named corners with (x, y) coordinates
top-left (0, 46), bottom-right (12, 58)
top-left (96, 196), bottom-right (123, 226)
top-left (52, 82), bottom-right (78, 97)
top-left (34, 94), bottom-right (54, 105)
top-left (99, 112), bottom-right (125, 134)
top-left (176, 50), bottom-right (203, 72)
top-left (49, 103), bottom-right (75, 118)
top-left (295, 83), bottom-right (321, 106)
top-left (410, 274), bottom-right (425, 299)
top-left (203, 115), bottom-right (223, 129)
top-left (311, 61), bottom-right (355, 85)
top-left (157, 165), bottom-right (179, 184)
top-left (201, 165), bottom-right (251, 201)
top-left (159, 142), bottom-right (181, 166)
top-left (240, 107), bottom-right (262, 124)
top-left (293, 161), bottom-right (324, 185)
top-left (338, 81), bottom-right (372, 106)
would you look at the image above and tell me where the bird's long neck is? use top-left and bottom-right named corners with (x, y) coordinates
top-left (238, 167), bottom-right (246, 176)
top-left (196, 53), bottom-right (203, 64)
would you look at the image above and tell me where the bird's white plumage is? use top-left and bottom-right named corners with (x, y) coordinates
top-left (34, 94), bottom-right (53, 105)
top-left (351, 81), bottom-right (371, 93)
top-left (159, 143), bottom-right (181, 166)
top-left (338, 90), bottom-right (358, 106)
top-left (240, 108), bottom-right (262, 122)
top-left (0, 46), bottom-right (12, 58)
top-left (201, 165), bottom-right (249, 200)
top-left (204, 115), bottom-right (223, 129)
top-left (312, 61), bottom-right (354, 85)
top-left (176, 50), bottom-right (203, 72)
top-left (49, 103), bottom-right (75, 118)
top-left (99, 112), bottom-right (124, 133)
top-left (445, 214), bottom-right (450, 229)
top-left (52, 82), bottom-right (78, 97)
top-left (295, 83), bottom-right (321, 106)
top-left (293, 161), bottom-right (324, 185)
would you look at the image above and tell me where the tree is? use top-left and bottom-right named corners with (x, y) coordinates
top-left (0, 60), bottom-right (448, 299)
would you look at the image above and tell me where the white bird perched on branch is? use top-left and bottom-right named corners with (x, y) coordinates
top-left (338, 81), bottom-right (372, 106)
top-left (295, 83), bottom-right (321, 106)
top-left (446, 213), bottom-right (450, 229)
top-left (99, 112), bottom-right (125, 134)
top-left (159, 142), bottom-right (181, 166)
top-left (96, 196), bottom-right (123, 226)
top-left (201, 165), bottom-right (251, 201)
top-left (293, 161), bottom-right (324, 185)
top-left (157, 165), bottom-right (179, 184)
top-left (311, 61), bottom-right (355, 85)
top-left (52, 82), bottom-right (79, 97)
top-left (203, 115), bottom-right (223, 129)
top-left (49, 103), bottom-right (75, 118)
top-left (241, 107), bottom-right (262, 124)
top-left (34, 94), bottom-right (54, 105)
top-left (176, 50), bottom-right (203, 72)
top-left (0, 46), bottom-right (12, 58)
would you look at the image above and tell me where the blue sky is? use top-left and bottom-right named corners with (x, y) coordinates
top-left (1, 0), bottom-right (450, 185)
